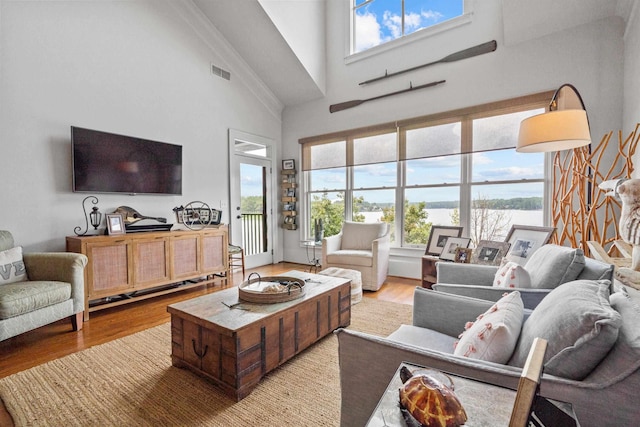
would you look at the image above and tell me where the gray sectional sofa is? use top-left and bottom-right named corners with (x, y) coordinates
top-left (432, 244), bottom-right (615, 309)
top-left (336, 282), bottom-right (640, 427)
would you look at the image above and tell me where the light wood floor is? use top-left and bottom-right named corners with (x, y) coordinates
top-left (0, 262), bottom-right (417, 379)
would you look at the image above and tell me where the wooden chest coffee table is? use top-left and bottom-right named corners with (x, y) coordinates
top-left (167, 270), bottom-right (351, 401)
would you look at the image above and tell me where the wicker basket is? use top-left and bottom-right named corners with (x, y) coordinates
top-left (238, 275), bottom-right (306, 303)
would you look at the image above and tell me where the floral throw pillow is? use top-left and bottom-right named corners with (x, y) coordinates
top-left (492, 261), bottom-right (531, 288)
top-left (454, 291), bottom-right (524, 364)
top-left (0, 246), bottom-right (27, 285)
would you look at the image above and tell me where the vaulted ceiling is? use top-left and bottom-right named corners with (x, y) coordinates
top-left (192, 0), bottom-right (635, 108)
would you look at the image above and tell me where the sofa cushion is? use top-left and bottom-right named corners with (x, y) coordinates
top-left (340, 222), bottom-right (387, 250)
top-left (0, 246), bottom-right (28, 286)
top-left (387, 324), bottom-right (457, 354)
top-left (524, 245), bottom-right (585, 289)
top-left (508, 279), bottom-right (621, 380)
top-left (0, 281), bottom-right (71, 319)
top-left (493, 261), bottom-right (531, 288)
top-left (454, 291), bottom-right (524, 364)
top-left (586, 287), bottom-right (640, 382)
top-left (326, 250), bottom-right (373, 267)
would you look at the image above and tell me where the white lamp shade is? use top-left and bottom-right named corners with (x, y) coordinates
top-left (517, 109), bottom-right (591, 153)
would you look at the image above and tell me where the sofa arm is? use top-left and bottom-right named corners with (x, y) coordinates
top-left (432, 284), bottom-right (551, 309)
top-left (412, 287), bottom-right (496, 336)
top-left (436, 262), bottom-right (498, 286)
top-left (23, 252), bottom-right (88, 313)
top-left (322, 233), bottom-right (342, 265)
top-left (335, 328), bottom-right (522, 427)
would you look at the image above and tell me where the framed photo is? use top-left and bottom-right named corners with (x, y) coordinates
top-left (471, 240), bottom-right (511, 266)
top-left (455, 247), bottom-right (472, 263)
top-left (440, 237), bottom-right (472, 261)
top-left (286, 188), bottom-right (296, 197)
top-left (106, 213), bottom-right (125, 235)
top-left (425, 226), bottom-right (463, 256)
top-left (504, 225), bottom-right (555, 265)
top-left (282, 159), bottom-right (295, 170)
top-left (210, 209), bottom-right (221, 225)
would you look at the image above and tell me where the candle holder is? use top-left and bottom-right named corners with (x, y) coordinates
top-left (74, 196), bottom-right (102, 236)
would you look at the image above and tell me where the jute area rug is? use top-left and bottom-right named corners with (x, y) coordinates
top-left (0, 298), bottom-right (412, 426)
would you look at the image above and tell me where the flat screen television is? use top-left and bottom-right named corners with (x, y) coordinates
top-left (72, 126), bottom-right (182, 195)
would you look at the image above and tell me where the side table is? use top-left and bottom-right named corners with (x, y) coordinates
top-left (366, 360), bottom-right (580, 427)
top-left (302, 240), bottom-right (322, 273)
top-left (366, 361), bottom-right (515, 427)
top-left (421, 255), bottom-right (439, 288)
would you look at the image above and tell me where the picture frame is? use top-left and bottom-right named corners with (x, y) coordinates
top-left (106, 213), bottom-right (125, 235)
top-left (504, 225), bottom-right (556, 265)
top-left (471, 240), bottom-right (511, 266)
top-left (282, 159), bottom-right (295, 170)
top-left (439, 236), bottom-right (472, 261)
top-left (425, 226), bottom-right (463, 256)
top-left (210, 209), bottom-right (221, 225)
top-left (455, 247), bottom-right (472, 263)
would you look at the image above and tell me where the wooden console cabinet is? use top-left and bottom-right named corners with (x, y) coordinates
top-left (67, 227), bottom-right (228, 320)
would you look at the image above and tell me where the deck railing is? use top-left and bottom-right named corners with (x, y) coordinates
top-left (241, 213), bottom-right (266, 256)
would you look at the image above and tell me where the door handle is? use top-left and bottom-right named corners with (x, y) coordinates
top-left (237, 215), bottom-right (241, 219)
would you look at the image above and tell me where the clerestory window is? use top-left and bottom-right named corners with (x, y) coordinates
top-left (352, 0), bottom-right (465, 54)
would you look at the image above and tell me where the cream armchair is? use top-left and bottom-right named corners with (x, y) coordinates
top-left (0, 230), bottom-right (87, 341)
top-left (321, 221), bottom-right (390, 291)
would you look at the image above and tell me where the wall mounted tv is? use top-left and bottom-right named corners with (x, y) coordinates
top-left (72, 126), bottom-right (182, 195)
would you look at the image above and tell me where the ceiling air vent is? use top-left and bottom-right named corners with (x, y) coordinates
top-left (211, 64), bottom-right (231, 81)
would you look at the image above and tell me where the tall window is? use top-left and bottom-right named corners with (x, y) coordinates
top-left (300, 92), bottom-right (553, 249)
top-left (352, 0), bottom-right (464, 54)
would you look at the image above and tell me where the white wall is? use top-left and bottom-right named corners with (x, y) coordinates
top-left (281, 0), bottom-right (625, 278)
top-left (625, 1), bottom-right (640, 173)
top-left (259, 0), bottom-right (326, 95)
top-left (0, 1), bottom-right (281, 251)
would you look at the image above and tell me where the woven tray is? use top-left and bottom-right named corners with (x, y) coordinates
top-left (238, 276), bottom-right (306, 303)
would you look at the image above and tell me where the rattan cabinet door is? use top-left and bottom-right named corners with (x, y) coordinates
top-left (85, 239), bottom-right (134, 299)
top-left (133, 236), bottom-right (170, 288)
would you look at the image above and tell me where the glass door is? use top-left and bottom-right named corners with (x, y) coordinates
top-left (229, 130), bottom-right (275, 269)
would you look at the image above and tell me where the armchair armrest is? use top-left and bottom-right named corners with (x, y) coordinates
top-left (23, 252), bottom-right (88, 313)
top-left (436, 262), bottom-right (498, 285)
top-left (321, 233), bottom-right (342, 265)
top-left (412, 287), bottom-right (496, 337)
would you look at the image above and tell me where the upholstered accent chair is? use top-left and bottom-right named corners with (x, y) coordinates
top-left (321, 221), bottom-right (390, 291)
top-left (0, 230), bottom-right (87, 341)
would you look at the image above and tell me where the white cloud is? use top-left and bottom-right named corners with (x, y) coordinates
top-left (404, 12), bottom-right (423, 31)
top-left (355, 12), bottom-right (384, 51)
top-left (421, 10), bottom-right (445, 22)
top-left (382, 11), bottom-right (402, 39)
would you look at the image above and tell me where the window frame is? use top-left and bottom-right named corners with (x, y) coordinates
top-left (347, 0), bottom-right (473, 60)
top-left (299, 91), bottom-right (555, 249)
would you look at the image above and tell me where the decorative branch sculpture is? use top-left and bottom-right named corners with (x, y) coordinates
top-left (551, 123), bottom-right (639, 256)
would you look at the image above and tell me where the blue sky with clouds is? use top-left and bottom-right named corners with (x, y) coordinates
top-left (354, 0), bottom-right (464, 52)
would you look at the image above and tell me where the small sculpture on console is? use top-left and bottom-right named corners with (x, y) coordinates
top-left (600, 178), bottom-right (640, 288)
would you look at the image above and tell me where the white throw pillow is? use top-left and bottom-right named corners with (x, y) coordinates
top-left (454, 291), bottom-right (524, 364)
top-left (0, 246), bottom-right (27, 285)
top-left (493, 261), bottom-right (531, 288)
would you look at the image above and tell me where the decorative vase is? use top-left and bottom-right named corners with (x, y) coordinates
top-left (314, 219), bottom-right (324, 243)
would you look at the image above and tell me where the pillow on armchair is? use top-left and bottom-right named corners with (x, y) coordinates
top-left (340, 222), bottom-right (388, 250)
top-left (0, 246), bottom-right (27, 285)
top-left (524, 244), bottom-right (585, 289)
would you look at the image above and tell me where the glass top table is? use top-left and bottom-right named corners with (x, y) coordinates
top-left (302, 240), bottom-right (322, 273)
top-left (366, 361), bottom-right (580, 427)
